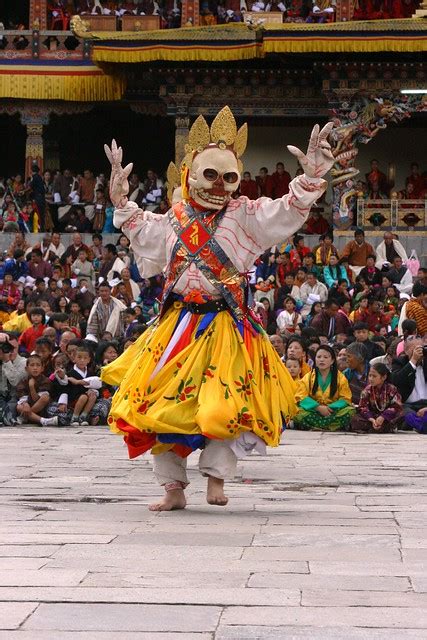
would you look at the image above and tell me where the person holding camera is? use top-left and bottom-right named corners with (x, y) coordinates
top-left (0, 333), bottom-right (27, 425)
top-left (391, 335), bottom-right (427, 434)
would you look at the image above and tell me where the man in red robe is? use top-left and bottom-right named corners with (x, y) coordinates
top-left (271, 162), bottom-right (292, 198)
top-left (256, 167), bottom-right (274, 198)
top-left (239, 171), bottom-right (259, 199)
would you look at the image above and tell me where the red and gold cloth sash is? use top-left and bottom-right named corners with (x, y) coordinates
top-left (162, 201), bottom-right (248, 319)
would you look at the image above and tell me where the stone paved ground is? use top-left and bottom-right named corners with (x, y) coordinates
top-left (0, 426), bottom-right (427, 639)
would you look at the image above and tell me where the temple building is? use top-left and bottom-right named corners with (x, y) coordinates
top-left (1, 0), bottom-right (426, 238)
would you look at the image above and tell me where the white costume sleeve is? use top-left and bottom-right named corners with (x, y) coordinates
top-left (239, 174), bottom-right (327, 251)
top-left (113, 201), bottom-right (168, 278)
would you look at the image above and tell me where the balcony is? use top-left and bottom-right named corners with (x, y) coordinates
top-left (0, 30), bottom-right (86, 61)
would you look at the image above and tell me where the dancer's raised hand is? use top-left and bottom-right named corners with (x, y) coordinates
top-left (287, 122), bottom-right (334, 180)
top-left (104, 139), bottom-right (133, 208)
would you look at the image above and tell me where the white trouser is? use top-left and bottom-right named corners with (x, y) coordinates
top-left (153, 439), bottom-right (238, 487)
top-left (349, 265), bottom-right (363, 277)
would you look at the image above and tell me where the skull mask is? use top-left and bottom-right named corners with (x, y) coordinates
top-left (188, 146), bottom-right (241, 210)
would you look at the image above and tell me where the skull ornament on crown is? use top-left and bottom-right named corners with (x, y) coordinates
top-left (182, 106), bottom-right (247, 211)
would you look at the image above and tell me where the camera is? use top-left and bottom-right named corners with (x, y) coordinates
top-left (0, 342), bottom-right (14, 354)
top-left (423, 345), bottom-right (427, 357)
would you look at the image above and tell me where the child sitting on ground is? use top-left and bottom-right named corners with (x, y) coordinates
top-left (34, 336), bottom-right (54, 376)
top-left (16, 354), bottom-right (58, 426)
top-left (350, 362), bottom-right (403, 433)
top-left (55, 345), bottom-right (101, 426)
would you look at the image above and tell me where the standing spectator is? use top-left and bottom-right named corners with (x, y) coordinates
top-left (294, 345), bottom-right (354, 431)
top-left (351, 363), bottom-right (403, 433)
top-left (29, 165), bottom-right (46, 229)
top-left (86, 283), bottom-right (126, 342)
top-left (256, 167), bottom-right (274, 198)
top-left (340, 229), bottom-right (375, 278)
top-left (271, 162), bottom-right (291, 198)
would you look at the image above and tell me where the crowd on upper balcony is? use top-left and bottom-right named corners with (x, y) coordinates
top-left (0, 159), bottom-right (425, 236)
top-left (41, 0), bottom-right (422, 31)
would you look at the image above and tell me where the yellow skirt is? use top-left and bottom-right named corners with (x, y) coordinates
top-left (102, 302), bottom-right (297, 458)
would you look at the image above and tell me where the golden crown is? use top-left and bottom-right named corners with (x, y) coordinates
top-left (182, 106), bottom-right (247, 172)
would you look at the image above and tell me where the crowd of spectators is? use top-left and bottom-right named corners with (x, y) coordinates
top-left (0, 228), bottom-right (162, 427)
top-left (45, 0), bottom-right (422, 31)
top-left (256, 227), bottom-right (427, 434)
top-left (1, 159), bottom-right (425, 235)
top-left (0, 166), bottom-right (167, 234)
top-left (0, 220), bottom-right (426, 434)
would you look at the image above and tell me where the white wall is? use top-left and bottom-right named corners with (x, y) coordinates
top-left (244, 123), bottom-right (426, 192)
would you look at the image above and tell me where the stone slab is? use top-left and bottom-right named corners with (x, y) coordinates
top-left (301, 590), bottom-right (427, 607)
top-left (215, 627), bottom-right (427, 640)
top-left (248, 573), bottom-right (411, 592)
top-left (110, 533), bottom-right (253, 547)
top-left (0, 586), bottom-right (300, 606)
top-left (22, 603), bottom-right (221, 632)
top-left (0, 570), bottom-right (88, 587)
top-left (0, 546), bottom-right (60, 558)
top-left (0, 602), bottom-right (39, 630)
top-left (0, 634), bottom-right (212, 640)
top-left (221, 606), bottom-right (427, 628)
top-left (242, 546), bottom-right (401, 563)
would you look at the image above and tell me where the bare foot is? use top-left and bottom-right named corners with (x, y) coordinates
top-left (149, 489), bottom-right (186, 512)
top-left (207, 476), bottom-right (228, 506)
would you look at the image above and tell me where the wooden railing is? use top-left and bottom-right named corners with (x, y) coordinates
top-left (357, 198), bottom-right (427, 232)
top-left (0, 30), bottom-right (88, 61)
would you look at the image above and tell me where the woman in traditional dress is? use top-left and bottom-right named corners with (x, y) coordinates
top-left (294, 345), bottom-right (355, 431)
top-left (102, 108), bottom-right (334, 511)
top-left (350, 362), bottom-right (403, 433)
